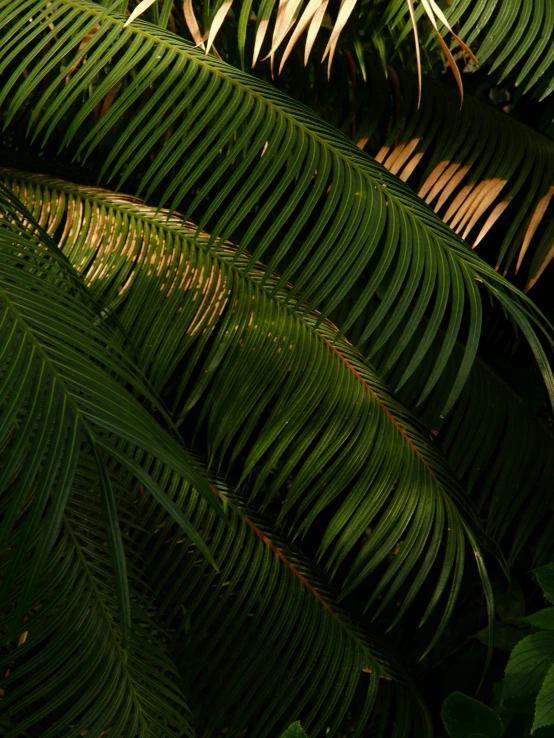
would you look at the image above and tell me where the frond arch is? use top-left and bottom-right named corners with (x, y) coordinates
top-left (1, 169), bottom-right (497, 655)
top-left (0, 1), bottom-right (553, 414)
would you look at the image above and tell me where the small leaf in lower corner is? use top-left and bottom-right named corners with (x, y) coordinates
top-left (503, 632), bottom-right (554, 701)
top-left (535, 565), bottom-right (554, 605)
top-left (442, 692), bottom-right (504, 738)
top-left (279, 722), bottom-right (309, 738)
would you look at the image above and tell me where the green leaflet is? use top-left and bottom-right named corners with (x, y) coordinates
top-left (1, 1), bottom-right (553, 415)
top-left (1, 170), bottom-right (494, 652)
top-left (92, 0), bottom-right (554, 107)
top-left (495, 565), bottom-right (554, 733)
top-left (534, 662), bottom-right (554, 732)
top-left (502, 632), bottom-right (554, 701)
top-left (524, 608), bottom-right (554, 630)
top-left (360, 70), bottom-right (554, 287)
top-left (280, 723), bottom-right (310, 738)
top-left (340, 287), bottom-right (554, 565)
top-left (444, 562), bottom-right (554, 738)
top-left (535, 564), bottom-right (554, 603)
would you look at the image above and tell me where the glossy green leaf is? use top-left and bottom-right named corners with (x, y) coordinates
top-left (0, 183), bottom-right (217, 660)
top-left (0, 466), bottom-right (194, 737)
top-left (0, 170), bottom-right (495, 653)
top-left (127, 470), bottom-right (432, 737)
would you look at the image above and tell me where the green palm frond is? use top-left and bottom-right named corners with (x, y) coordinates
top-left (0, 184), bottom-right (220, 650)
top-left (334, 280), bottom-right (554, 566)
top-left (129, 468), bottom-right (433, 738)
top-left (386, 0), bottom-right (554, 104)
top-left (0, 461), bottom-right (193, 738)
top-left (379, 330), bottom-right (554, 565)
top-left (1, 1), bottom-right (553, 414)
top-left (363, 72), bottom-right (554, 290)
top-left (1, 169), bottom-right (495, 652)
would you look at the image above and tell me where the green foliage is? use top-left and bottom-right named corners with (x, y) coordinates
top-left (2, 0), bottom-right (554, 736)
top-left (535, 564), bottom-right (554, 603)
top-left (498, 566), bottom-right (554, 732)
top-left (442, 692), bottom-right (504, 738)
top-left (1, 0), bottom-right (553, 418)
top-left (280, 723), bottom-right (309, 738)
top-left (443, 564), bottom-right (554, 737)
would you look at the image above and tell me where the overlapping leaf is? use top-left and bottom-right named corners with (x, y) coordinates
top-left (0, 459), bottom-right (193, 738)
top-left (330, 277), bottom-right (554, 565)
top-left (127, 467), bottom-right (433, 737)
top-left (0, 183), bottom-right (218, 648)
top-left (378, 326), bottom-right (554, 565)
top-left (1, 1), bottom-right (553, 415)
top-left (2, 170), bottom-right (495, 652)
top-left (363, 71), bottom-right (554, 289)
top-left (386, 0), bottom-right (554, 104)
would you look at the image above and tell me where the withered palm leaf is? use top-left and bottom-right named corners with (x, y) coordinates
top-left (365, 71), bottom-right (554, 290)
top-left (385, 0), bottom-right (554, 105)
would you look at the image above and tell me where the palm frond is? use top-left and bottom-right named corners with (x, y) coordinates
top-left (1, 169), bottom-right (495, 652)
top-left (334, 278), bottom-right (554, 566)
top-left (364, 71), bottom-right (554, 289)
top-left (380, 330), bottom-right (554, 565)
top-left (0, 455), bottom-right (194, 737)
top-left (1, 1), bottom-right (553, 413)
top-left (128, 467), bottom-right (433, 738)
top-left (0, 184), bottom-right (218, 646)
top-left (120, 0), bottom-right (554, 103)
top-left (386, 0), bottom-right (554, 104)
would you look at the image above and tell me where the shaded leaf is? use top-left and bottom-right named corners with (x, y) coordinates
top-left (503, 632), bottom-right (554, 702)
top-left (442, 692), bottom-right (504, 738)
top-left (536, 565), bottom-right (554, 604)
top-left (524, 609), bottom-right (554, 632)
top-left (533, 663), bottom-right (554, 733)
top-left (1, 1), bottom-right (553, 414)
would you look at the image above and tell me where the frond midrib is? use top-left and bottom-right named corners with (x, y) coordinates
top-left (61, 515), bottom-right (155, 733)
top-left (220, 495), bottom-right (389, 677)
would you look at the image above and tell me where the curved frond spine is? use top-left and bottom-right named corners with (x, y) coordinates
top-left (0, 185), bottom-right (218, 644)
